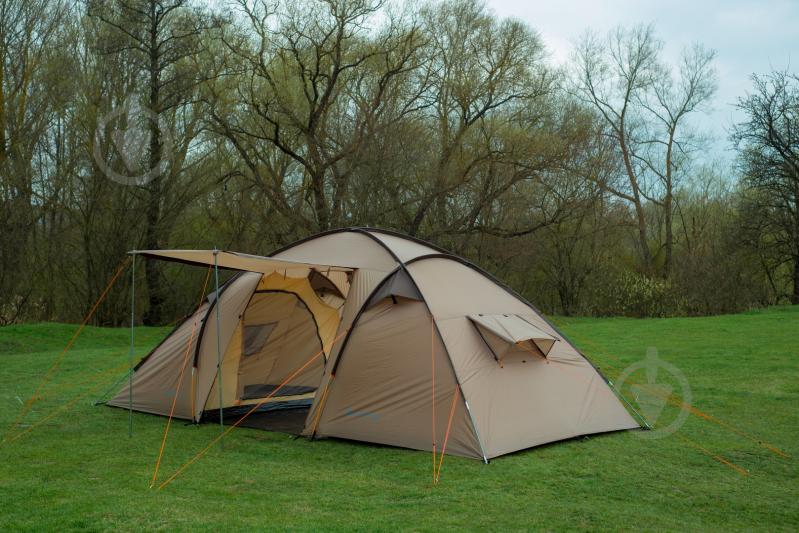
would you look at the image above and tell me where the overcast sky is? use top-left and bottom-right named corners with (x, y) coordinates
top-left (486, 0), bottom-right (798, 164)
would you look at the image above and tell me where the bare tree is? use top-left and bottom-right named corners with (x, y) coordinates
top-left (640, 43), bottom-right (716, 277)
top-left (407, 0), bottom-right (553, 238)
top-left (733, 70), bottom-right (799, 304)
top-left (0, 0), bottom-right (779, 322)
top-left (572, 25), bottom-right (716, 277)
top-left (89, 0), bottom-right (222, 323)
top-left (0, 0), bottom-right (71, 322)
top-left (210, 0), bottom-right (427, 235)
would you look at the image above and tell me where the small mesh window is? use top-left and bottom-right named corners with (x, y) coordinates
top-left (243, 323), bottom-right (277, 356)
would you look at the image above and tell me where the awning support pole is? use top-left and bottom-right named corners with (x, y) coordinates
top-left (128, 254), bottom-right (136, 437)
top-left (214, 250), bottom-right (224, 450)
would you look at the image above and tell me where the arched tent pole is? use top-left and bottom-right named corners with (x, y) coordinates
top-left (353, 229), bottom-right (490, 464)
top-left (128, 252), bottom-right (136, 437)
top-left (213, 249), bottom-right (225, 450)
top-left (303, 229), bottom-right (490, 464)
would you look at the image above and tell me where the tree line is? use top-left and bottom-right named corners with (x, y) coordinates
top-left (1, 0), bottom-right (797, 325)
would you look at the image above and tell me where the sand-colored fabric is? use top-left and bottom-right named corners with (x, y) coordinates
top-left (476, 327), bottom-right (548, 365)
top-left (117, 228), bottom-right (640, 461)
top-left (367, 231), bottom-right (440, 262)
top-left (301, 267), bottom-right (392, 434)
top-left (408, 257), bottom-right (640, 458)
top-left (108, 303), bottom-right (208, 419)
top-left (272, 231), bottom-right (397, 272)
top-left (313, 299), bottom-right (482, 459)
top-left (236, 292), bottom-right (324, 394)
top-left (469, 314), bottom-right (557, 359)
top-left (205, 321), bottom-right (244, 411)
top-left (318, 293), bottom-right (345, 311)
top-left (134, 249), bottom-right (354, 275)
top-left (194, 272), bottom-right (261, 420)
top-left (206, 273), bottom-right (337, 410)
top-left (255, 273), bottom-right (341, 356)
top-left (324, 270), bottom-right (351, 298)
top-left (337, 269), bottom-right (388, 329)
top-left (270, 231), bottom-right (395, 422)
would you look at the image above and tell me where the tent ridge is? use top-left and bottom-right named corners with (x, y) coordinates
top-left (267, 226), bottom-right (452, 261)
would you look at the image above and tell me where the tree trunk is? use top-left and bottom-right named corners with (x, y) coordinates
top-left (619, 129), bottom-right (653, 275)
top-left (633, 198), bottom-right (653, 275)
top-left (143, 5), bottom-right (164, 325)
top-left (663, 182), bottom-right (673, 279)
top-left (794, 181), bottom-right (799, 304)
top-left (143, 176), bottom-right (164, 324)
top-left (662, 134), bottom-right (676, 279)
top-left (310, 171), bottom-right (329, 230)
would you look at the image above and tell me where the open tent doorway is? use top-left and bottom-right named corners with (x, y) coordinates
top-left (204, 287), bottom-right (334, 435)
top-left (108, 257), bottom-right (350, 435)
top-left (237, 291), bottom-right (325, 402)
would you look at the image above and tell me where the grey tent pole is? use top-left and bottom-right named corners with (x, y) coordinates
top-left (213, 250), bottom-right (224, 450)
top-left (128, 253), bottom-right (135, 437)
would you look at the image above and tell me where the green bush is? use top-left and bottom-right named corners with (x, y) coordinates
top-left (588, 270), bottom-right (687, 317)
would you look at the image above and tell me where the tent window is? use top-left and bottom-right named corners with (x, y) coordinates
top-left (242, 322), bottom-right (277, 357)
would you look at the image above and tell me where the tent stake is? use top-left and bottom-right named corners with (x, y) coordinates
top-left (214, 250), bottom-right (224, 450)
top-left (128, 254), bottom-right (135, 437)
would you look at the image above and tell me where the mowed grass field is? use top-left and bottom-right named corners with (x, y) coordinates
top-left (1, 307), bottom-right (797, 531)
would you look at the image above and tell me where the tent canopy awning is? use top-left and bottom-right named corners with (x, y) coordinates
top-left (468, 313), bottom-right (557, 356)
top-left (130, 249), bottom-right (355, 275)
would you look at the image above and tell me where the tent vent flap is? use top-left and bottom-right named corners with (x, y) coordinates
top-left (468, 314), bottom-right (557, 364)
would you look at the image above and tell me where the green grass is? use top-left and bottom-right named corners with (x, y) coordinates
top-left (1, 308), bottom-right (797, 531)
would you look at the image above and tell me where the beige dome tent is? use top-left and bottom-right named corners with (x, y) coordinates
top-left (108, 228), bottom-right (640, 461)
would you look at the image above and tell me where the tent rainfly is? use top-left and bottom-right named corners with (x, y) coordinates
top-left (108, 228), bottom-right (641, 461)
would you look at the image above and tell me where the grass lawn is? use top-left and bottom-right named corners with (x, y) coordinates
top-left (1, 307), bottom-right (797, 531)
